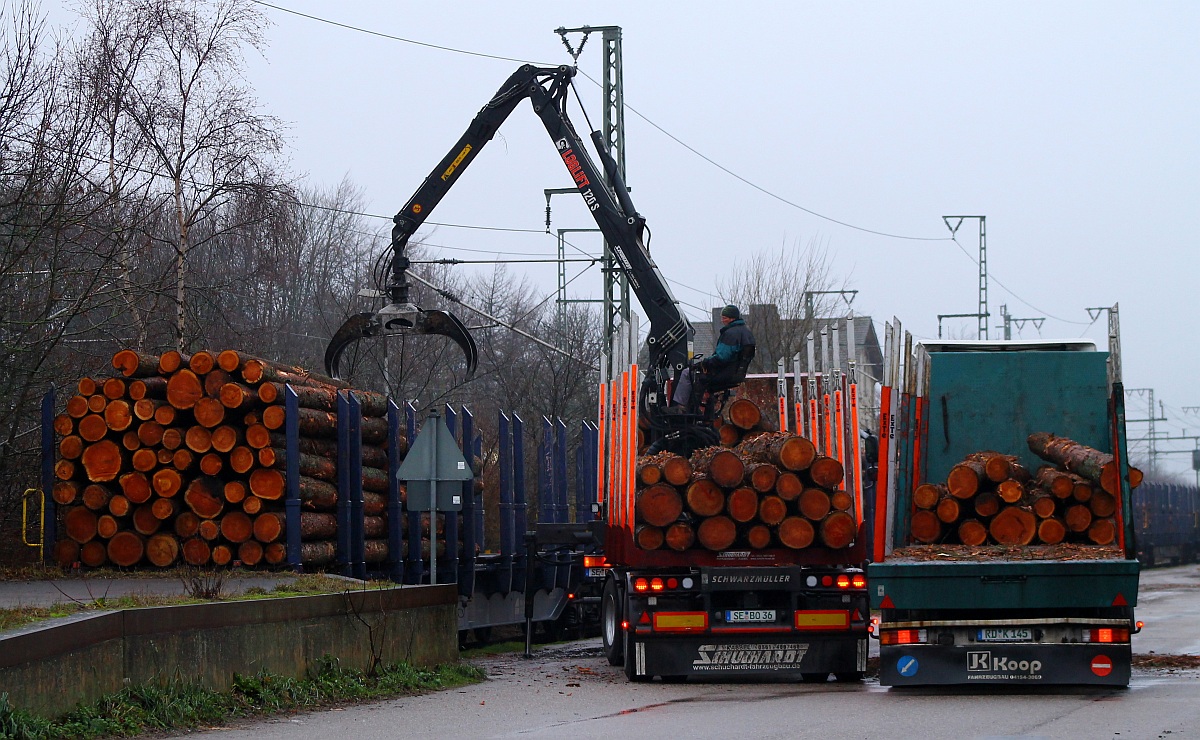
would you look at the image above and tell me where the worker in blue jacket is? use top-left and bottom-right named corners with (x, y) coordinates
top-left (672, 304), bottom-right (756, 411)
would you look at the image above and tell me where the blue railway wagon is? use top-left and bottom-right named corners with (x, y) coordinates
top-left (1134, 483), bottom-right (1200, 567)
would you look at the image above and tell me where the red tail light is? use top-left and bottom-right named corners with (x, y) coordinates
top-left (880, 628), bottom-right (927, 645)
top-left (836, 575), bottom-right (851, 588)
top-left (634, 578), bottom-right (649, 592)
top-left (851, 574), bottom-right (866, 589)
top-left (650, 577), bottom-right (665, 592)
top-left (583, 555), bottom-right (607, 568)
top-left (1083, 628), bottom-right (1130, 643)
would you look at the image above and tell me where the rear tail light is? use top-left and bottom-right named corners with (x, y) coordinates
top-left (836, 575), bottom-right (851, 588)
top-left (851, 574), bottom-right (866, 589)
top-left (631, 575), bottom-right (692, 592)
top-left (880, 628), bottom-right (927, 646)
top-left (583, 555), bottom-right (607, 568)
top-left (1083, 628), bottom-right (1130, 643)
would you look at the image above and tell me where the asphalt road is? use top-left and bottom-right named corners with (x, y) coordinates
top-left (186, 564), bottom-right (1200, 740)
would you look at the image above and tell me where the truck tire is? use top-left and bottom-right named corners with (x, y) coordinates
top-left (602, 577), bottom-right (624, 666)
top-left (800, 672), bottom-right (829, 683)
top-left (834, 672), bottom-right (864, 682)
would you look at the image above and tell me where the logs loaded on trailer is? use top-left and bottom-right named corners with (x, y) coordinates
top-left (908, 438), bottom-right (1142, 547)
top-left (633, 429), bottom-right (857, 553)
top-left (51, 348), bottom-right (413, 569)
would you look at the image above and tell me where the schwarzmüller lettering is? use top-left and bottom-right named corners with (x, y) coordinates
top-left (710, 574), bottom-right (791, 584)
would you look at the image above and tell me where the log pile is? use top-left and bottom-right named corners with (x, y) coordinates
top-left (712, 397), bottom-right (770, 447)
top-left (908, 438), bottom-right (1142, 547)
top-left (51, 349), bottom-right (405, 569)
top-left (633, 431), bottom-right (857, 552)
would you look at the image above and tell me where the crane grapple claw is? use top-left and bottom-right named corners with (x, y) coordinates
top-left (324, 304), bottom-right (478, 379)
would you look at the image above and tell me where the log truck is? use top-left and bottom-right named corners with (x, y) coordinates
top-left (325, 64), bottom-right (869, 682)
top-left (868, 323), bottom-right (1141, 686)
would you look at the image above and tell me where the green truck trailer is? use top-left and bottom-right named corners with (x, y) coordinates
top-left (867, 311), bottom-right (1140, 686)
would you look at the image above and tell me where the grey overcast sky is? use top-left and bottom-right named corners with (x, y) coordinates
top-left (59, 1), bottom-right (1200, 477)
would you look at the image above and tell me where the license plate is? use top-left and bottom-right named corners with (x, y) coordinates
top-left (585, 567), bottom-right (607, 578)
top-left (725, 609), bottom-right (776, 623)
top-left (977, 627), bottom-right (1033, 642)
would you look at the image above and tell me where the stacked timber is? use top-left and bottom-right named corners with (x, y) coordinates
top-left (712, 397), bottom-right (769, 447)
top-left (51, 349), bottom-right (405, 569)
top-left (633, 431), bottom-right (857, 553)
top-left (908, 440), bottom-right (1142, 547)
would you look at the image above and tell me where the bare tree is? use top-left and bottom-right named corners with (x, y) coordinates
top-left (72, 0), bottom-right (160, 349)
top-left (0, 0), bottom-right (130, 558)
top-left (717, 237), bottom-right (852, 373)
top-left (123, 0), bottom-right (285, 351)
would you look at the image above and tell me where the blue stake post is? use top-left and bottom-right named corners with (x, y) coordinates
top-left (535, 417), bottom-right (554, 593)
top-left (405, 402), bottom-right (422, 584)
top-left (387, 400), bottom-right (404, 583)
top-left (538, 416), bottom-right (553, 524)
top-left (575, 432), bottom-right (586, 525)
top-left (589, 422), bottom-right (600, 517)
top-left (499, 412), bottom-right (514, 593)
top-left (40, 388), bottom-right (56, 562)
top-left (443, 405), bottom-right (459, 586)
top-left (348, 393), bottom-right (365, 579)
top-left (285, 385), bottom-right (303, 571)
top-left (459, 406), bottom-right (477, 597)
top-left (336, 392), bottom-right (352, 576)
top-left (512, 413), bottom-right (527, 593)
top-left (555, 417), bottom-right (569, 525)
top-left (554, 418), bottom-right (571, 589)
top-left (473, 432), bottom-right (484, 546)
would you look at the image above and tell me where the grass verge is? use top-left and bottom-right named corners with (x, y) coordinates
top-left (0, 573), bottom-right (368, 633)
top-left (0, 657), bottom-right (485, 739)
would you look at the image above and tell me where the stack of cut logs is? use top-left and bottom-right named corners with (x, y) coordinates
top-left (50, 349), bottom-right (406, 569)
top-left (634, 429), bottom-right (857, 552)
top-left (713, 396), bottom-right (770, 447)
top-left (909, 433), bottom-right (1144, 547)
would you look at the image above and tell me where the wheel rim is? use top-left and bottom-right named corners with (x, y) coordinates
top-left (603, 592), bottom-right (617, 647)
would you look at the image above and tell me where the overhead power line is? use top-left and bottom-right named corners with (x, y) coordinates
top-left (948, 237), bottom-right (1091, 326)
top-left (406, 269), bottom-right (597, 369)
top-left (251, 2), bottom-right (950, 246)
top-left (248, 1), bottom-right (552, 66)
